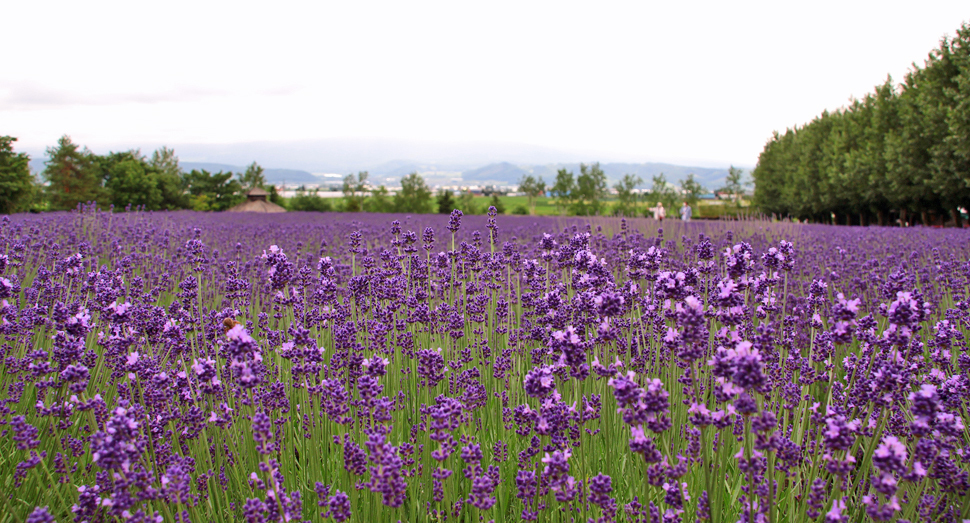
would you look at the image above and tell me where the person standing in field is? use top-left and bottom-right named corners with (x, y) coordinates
top-left (680, 201), bottom-right (692, 222)
top-left (652, 202), bottom-right (666, 221)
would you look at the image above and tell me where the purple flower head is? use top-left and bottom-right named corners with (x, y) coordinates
top-left (460, 443), bottom-right (483, 464)
top-left (832, 293), bottom-right (861, 321)
top-left (552, 475), bottom-right (579, 503)
top-left (608, 371), bottom-right (640, 407)
top-left (887, 291), bottom-right (926, 328)
top-left (826, 499), bottom-right (848, 523)
top-left (447, 209), bottom-right (463, 233)
top-left (629, 425), bottom-right (662, 462)
top-left (362, 356), bottom-right (389, 377)
top-left (251, 411), bottom-right (274, 454)
top-left (588, 473), bottom-right (616, 517)
top-left (821, 409), bottom-right (860, 453)
top-left (873, 436), bottom-right (907, 475)
top-left (90, 406), bottom-right (144, 473)
top-left (523, 366), bottom-right (556, 398)
top-left (422, 227), bottom-right (435, 251)
top-left (541, 448), bottom-right (571, 480)
top-left (10, 416), bottom-right (40, 450)
top-left (595, 291), bottom-right (626, 316)
top-left (908, 384), bottom-right (940, 436)
top-left (26, 507), bottom-right (55, 523)
top-left (327, 491), bottom-right (351, 522)
top-left (708, 341), bottom-right (765, 393)
top-left (417, 348), bottom-right (446, 388)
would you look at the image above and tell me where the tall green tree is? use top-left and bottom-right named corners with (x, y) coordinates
top-left (0, 136), bottom-right (39, 214)
top-left (518, 174), bottom-right (546, 215)
top-left (551, 168), bottom-right (575, 215)
top-left (150, 147), bottom-right (190, 210)
top-left (289, 189), bottom-right (333, 212)
top-left (44, 135), bottom-right (101, 210)
top-left (342, 171), bottom-right (369, 212)
top-left (753, 21), bottom-right (970, 226)
top-left (365, 186), bottom-right (394, 213)
top-left (612, 173), bottom-right (642, 216)
top-left (184, 169), bottom-right (242, 211)
top-left (679, 173), bottom-right (703, 207)
top-left (238, 162), bottom-right (267, 190)
top-left (886, 75), bottom-right (936, 225)
top-left (457, 191), bottom-right (478, 214)
top-left (489, 194), bottom-right (506, 214)
top-left (436, 189), bottom-right (456, 214)
top-left (919, 27), bottom-right (970, 226)
top-left (104, 156), bottom-right (163, 210)
top-left (394, 172), bottom-right (433, 214)
top-left (648, 172), bottom-right (676, 212)
top-left (571, 163), bottom-right (607, 216)
top-left (722, 166), bottom-right (749, 207)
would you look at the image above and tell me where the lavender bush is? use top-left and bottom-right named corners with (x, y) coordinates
top-left (1, 205), bottom-right (968, 523)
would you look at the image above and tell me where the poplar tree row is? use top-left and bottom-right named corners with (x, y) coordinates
top-left (753, 22), bottom-right (970, 226)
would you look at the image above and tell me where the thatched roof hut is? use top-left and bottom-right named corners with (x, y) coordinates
top-left (227, 187), bottom-right (286, 213)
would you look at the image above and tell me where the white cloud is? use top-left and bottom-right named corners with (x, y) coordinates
top-left (2, 0), bottom-right (967, 167)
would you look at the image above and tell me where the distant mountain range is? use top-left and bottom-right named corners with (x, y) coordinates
top-left (24, 137), bottom-right (747, 189)
top-left (27, 158), bottom-right (737, 189)
top-left (459, 162), bottom-right (732, 189)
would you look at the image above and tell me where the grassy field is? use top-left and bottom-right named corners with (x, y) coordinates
top-left (280, 193), bottom-right (753, 218)
top-left (472, 195), bottom-right (752, 218)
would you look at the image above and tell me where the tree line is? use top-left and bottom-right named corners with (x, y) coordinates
top-left (0, 135), bottom-right (748, 217)
top-left (517, 162), bottom-right (746, 217)
top-left (0, 135), bottom-right (445, 214)
top-left (0, 135), bottom-right (275, 213)
top-left (752, 22), bottom-right (970, 226)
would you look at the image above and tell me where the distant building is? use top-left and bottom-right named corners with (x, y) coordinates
top-left (227, 187), bottom-right (286, 213)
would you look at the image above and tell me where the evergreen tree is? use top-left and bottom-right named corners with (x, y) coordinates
top-left (436, 189), bottom-right (456, 214)
top-left (0, 136), bottom-right (38, 214)
top-left (238, 162), bottom-right (267, 190)
top-left (44, 135), bottom-right (101, 210)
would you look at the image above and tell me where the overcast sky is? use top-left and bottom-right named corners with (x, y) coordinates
top-left (2, 1), bottom-right (967, 168)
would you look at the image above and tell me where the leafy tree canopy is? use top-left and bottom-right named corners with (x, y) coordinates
top-left (395, 172), bottom-right (433, 214)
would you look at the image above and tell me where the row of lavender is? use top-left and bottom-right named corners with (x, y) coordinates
top-left (0, 206), bottom-right (968, 523)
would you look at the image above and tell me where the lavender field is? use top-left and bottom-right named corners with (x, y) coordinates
top-left (1, 206), bottom-right (968, 523)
